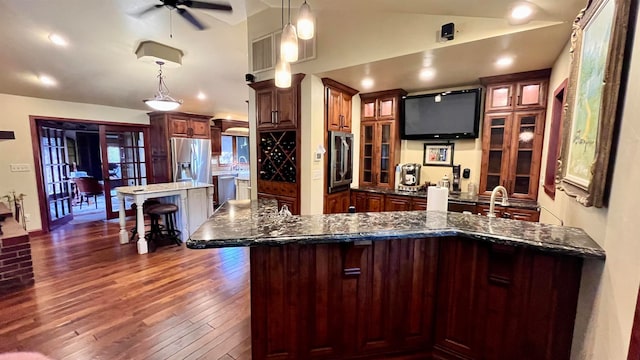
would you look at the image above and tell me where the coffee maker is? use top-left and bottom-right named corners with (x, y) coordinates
top-left (399, 163), bottom-right (421, 191)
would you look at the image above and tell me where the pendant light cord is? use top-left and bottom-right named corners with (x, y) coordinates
top-left (281, 0), bottom-right (284, 29)
top-left (288, 0), bottom-right (291, 24)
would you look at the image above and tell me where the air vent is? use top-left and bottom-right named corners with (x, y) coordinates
top-left (251, 31), bottom-right (316, 73)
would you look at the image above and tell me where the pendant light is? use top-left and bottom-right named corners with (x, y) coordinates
top-left (275, 58), bottom-right (292, 88)
top-left (280, 0), bottom-right (298, 62)
top-left (143, 61), bottom-right (182, 111)
top-left (296, 1), bottom-right (314, 40)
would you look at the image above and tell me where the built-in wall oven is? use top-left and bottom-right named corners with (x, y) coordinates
top-left (328, 131), bottom-right (354, 193)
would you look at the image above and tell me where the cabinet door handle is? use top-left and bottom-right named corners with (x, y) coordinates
top-left (270, 111), bottom-right (275, 124)
top-left (274, 110), bottom-right (279, 124)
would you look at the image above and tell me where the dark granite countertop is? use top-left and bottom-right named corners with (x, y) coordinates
top-left (351, 186), bottom-right (539, 210)
top-left (187, 199), bottom-right (604, 259)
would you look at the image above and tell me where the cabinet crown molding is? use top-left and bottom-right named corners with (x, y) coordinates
top-left (480, 68), bottom-right (551, 85)
top-left (322, 78), bottom-right (359, 96)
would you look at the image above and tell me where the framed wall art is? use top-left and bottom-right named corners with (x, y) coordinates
top-left (557, 0), bottom-right (632, 207)
top-left (423, 143), bottom-right (454, 167)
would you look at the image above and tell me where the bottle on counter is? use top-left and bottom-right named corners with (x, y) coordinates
top-left (439, 174), bottom-right (450, 189)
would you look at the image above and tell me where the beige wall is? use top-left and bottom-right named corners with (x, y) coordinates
top-left (536, 22), bottom-right (640, 359)
top-left (0, 93), bottom-right (148, 231)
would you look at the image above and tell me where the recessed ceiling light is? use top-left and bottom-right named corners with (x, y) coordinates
top-left (420, 68), bottom-right (436, 80)
top-left (361, 77), bottom-right (374, 89)
top-left (39, 74), bottom-right (57, 86)
top-left (197, 92), bottom-right (206, 100)
top-left (508, 2), bottom-right (537, 24)
top-left (48, 33), bottom-right (68, 47)
top-left (496, 56), bottom-right (514, 67)
top-left (226, 115), bottom-right (232, 120)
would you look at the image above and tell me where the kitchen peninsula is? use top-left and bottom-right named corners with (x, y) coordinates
top-left (188, 199), bottom-right (604, 360)
top-left (117, 182), bottom-right (214, 254)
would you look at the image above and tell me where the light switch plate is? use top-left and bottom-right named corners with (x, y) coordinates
top-left (10, 164), bottom-right (30, 172)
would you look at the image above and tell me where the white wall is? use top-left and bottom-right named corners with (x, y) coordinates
top-left (536, 20), bottom-right (640, 359)
top-left (300, 75), bottom-right (325, 215)
top-left (0, 93), bottom-right (148, 231)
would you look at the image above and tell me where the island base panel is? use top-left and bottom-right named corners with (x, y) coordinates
top-left (249, 237), bottom-right (582, 360)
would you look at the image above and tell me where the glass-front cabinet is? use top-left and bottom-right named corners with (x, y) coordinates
top-left (479, 70), bottom-right (549, 200)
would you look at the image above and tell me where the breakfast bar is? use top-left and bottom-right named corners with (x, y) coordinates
top-left (188, 199), bottom-right (604, 360)
top-left (117, 182), bottom-right (214, 254)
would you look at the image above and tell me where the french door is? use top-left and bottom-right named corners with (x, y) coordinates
top-left (100, 126), bottom-right (151, 219)
top-left (39, 126), bottom-right (73, 228)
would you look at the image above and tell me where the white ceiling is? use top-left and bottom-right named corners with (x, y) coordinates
top-left (0, 0), bottom-right (586, 119)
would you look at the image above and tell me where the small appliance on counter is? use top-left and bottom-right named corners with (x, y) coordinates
top-left (451, 165), bottom-right (461, 193)
top-left (398, 163), bottom-right (422, 192)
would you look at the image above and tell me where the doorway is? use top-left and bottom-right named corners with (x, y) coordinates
top-left (30, 117), bottom-right (150, 231)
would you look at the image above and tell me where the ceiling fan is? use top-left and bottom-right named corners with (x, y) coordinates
top-left (135, 0), bottom-right (233, 30)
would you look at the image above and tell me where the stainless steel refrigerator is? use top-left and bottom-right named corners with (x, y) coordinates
top-left (171, 138), bottom-right (212, 184)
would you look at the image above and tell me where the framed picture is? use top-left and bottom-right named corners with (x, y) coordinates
top-left (423, 143), bottom-right (454, 167)
top-left (557, 0), bottom-right (632, 207)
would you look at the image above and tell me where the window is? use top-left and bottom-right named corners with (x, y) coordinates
top-left (219, 135), bottom-right (249, 165)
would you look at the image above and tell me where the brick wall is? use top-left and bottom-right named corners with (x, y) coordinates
top-left (0, 227), bottom-right (34, 293)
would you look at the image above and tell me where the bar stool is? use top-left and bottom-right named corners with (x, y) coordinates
top-left (145, 203), bottom-right (182, 252)
top-left (129, 199), bottom-right (161, 241)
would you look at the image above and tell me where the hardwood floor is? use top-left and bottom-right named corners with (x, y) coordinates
top-left (0, 219), bottom-right (251, 360)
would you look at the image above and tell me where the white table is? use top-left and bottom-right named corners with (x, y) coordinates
top-left (116, 182), bottom-right (214, 254)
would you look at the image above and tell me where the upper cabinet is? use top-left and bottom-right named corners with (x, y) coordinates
top-left (361, 92), bottom-right (400, 122)
top-left (479, 69), bottom-right (550, 200)
top-left (251, 73), bottom-right (305, 131)
top-left (163, 113), bottom-right (211, 139)
top-left (322, 78), bottom-right (359, 132)
top-left (210, 126), bottom-right (222, 155)
top-left (358, 89), bottom-right (407, 189)
top-left (485, 79), bottom-right (548, 112)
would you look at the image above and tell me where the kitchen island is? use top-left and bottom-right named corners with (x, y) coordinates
top-left (188, 199), bottom-right (604, 360)
top-left (117, 181), bottom-right (213, 254)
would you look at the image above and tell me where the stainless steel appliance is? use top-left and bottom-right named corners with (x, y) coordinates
top-left (171, 138), bottom-right (212, 184)
top-left (328, 131), bottom-right (354, 193)
top-left (401, 163), bottom-right (421, 186)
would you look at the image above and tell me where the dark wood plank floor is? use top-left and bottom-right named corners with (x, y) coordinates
top-left (0, 219), bottom-right (251, 360)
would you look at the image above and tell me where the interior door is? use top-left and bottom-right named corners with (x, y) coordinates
top-left (40, 126), bottom-right (73, 228)
top-left (100, 126), bottom-right (150, 219)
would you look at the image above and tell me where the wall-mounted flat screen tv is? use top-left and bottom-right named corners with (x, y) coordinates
top-left (401, 88), bottom-right (482, 140)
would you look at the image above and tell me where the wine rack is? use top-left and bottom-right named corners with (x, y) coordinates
top-left (258, 131), bottom-right (297, 183)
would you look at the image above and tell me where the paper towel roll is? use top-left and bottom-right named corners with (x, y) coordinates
top-left (427, 186), bottom-right (449, 212)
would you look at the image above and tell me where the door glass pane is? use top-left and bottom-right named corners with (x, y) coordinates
top-left (491, 87), bottom-right (510, 108)
top-left (220, 136), bottom-right (233, 164)
top-left (516, 151), bottom-right (532, 175)
top-left (381, 124), bottom-right (390, 143)
top-left (363, 102), bottom-right (375, 118)
top-left (490, 128), bottom-right (504, 148)
top-left (364, 125), bottom-right (373, 142)
top-left (41, 126), bottom-right (72, 224)
top-left (488, 151), bottom-right (502, 174)
top-left (379, 99), bottom-right (393, 117)
top-left (521, 84), bottom-right (540, 105)
top-left (514, 176), bottom-right (530, 194)
top-left (106, 130), bottom-right (146, 214)
top-left (486, 175), bottom-right (500, 191)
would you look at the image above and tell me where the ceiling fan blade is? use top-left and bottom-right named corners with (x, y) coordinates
top-left (182, 0), bottom-right (232, 12)
top-left (177, 8), bottom-right (208, 30)
top-left (132, 4), bottom-right (164, 17)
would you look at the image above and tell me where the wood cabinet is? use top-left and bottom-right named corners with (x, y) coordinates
top-left (148, 111), bottom-right (212, 183)
top-left (385, 194), bottom-right (428, 211)
top-left (323, 78), bottom-right (359, 132)
top-left (325, 190), bottom-right (351, 214)
top-left (253, 74), bottom-right (305, 130)
top-left (476, 204), bottom-right (540, 222)
top-left (250, 236), bottom-right (583, 359)
top-left (434, 237), bottom-right (581, 360)
top-left (352, 191), bottom-right (384, 212)
top-left (210, 126), bottom-right (221, 155)
top-left (359, 90), bottom-right (406, 190)
top-left (480, 70), bottom-right (550, 200)
top-left (250, 74), bottom-right (305, 214)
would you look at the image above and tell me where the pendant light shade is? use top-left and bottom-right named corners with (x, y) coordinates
top-left (143, 61), bottom-right (182, 111)
top-left (296, 1), bottom-right (314, 40)
top-left (280, 23), bottom-right (299, 62)
top-left (275, 58), bottom-right (291, 88)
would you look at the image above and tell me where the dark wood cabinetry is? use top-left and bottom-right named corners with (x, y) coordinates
top-left (253, 74), bottom-right (304, 130)
top-left (323, 78), bottom-right (358, 132)
top-left (480, 70), bottom-right (550, 200)
top-left (325, 190), bottom-right (351, 214)
top-left (250, 74), bottom-right (305, 214)
top-left (384, 194), bottom-right (427, 211)
top-left (352, 191), bottom-right (384, 212)
top-left (210, 126), bottom-right (221, 155)
top-left (250, 236), bottom-right (582, 359)
top-left (148, 111), bottom-right (212, 183)
top-left (476, 204), bottom-right (540, 222)
top-left (358, 89), bottom-right (406, 190)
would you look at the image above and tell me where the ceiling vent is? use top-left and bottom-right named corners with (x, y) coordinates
top-left (251, 31), bottom-right (316, 73)
top-left (135, 41), bottom-right (184, 68)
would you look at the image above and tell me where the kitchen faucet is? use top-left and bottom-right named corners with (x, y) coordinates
top-left (488, 185), bottom-right (510, 218)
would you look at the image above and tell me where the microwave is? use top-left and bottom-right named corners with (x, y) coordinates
top-left (328, 131), bottom-right (354, 193)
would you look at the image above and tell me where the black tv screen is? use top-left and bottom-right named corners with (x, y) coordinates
top-left (401, 88), bottom-right (482, 140)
